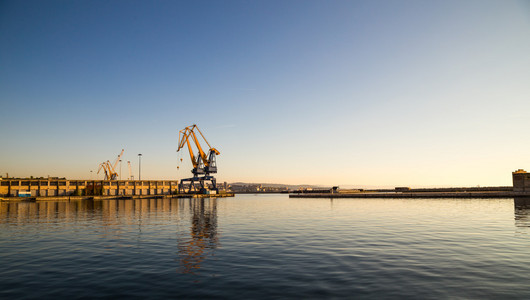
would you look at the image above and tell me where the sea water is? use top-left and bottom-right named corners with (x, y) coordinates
top-left (1, 195), bottom-right (530, 299)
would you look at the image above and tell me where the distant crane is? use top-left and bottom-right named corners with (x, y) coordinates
top-left (128, 161), bottom-right (134, 180)
top-left (176, 125), bottom-right (220, 193)
top-left (97, 149), bottom-right (124, 180)
top-left (97, 162), bottom-right (112, 180)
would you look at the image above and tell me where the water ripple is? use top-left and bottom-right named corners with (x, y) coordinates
top-left (1, 196), bottom-right (530, 298)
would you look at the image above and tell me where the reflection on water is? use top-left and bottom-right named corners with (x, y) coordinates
top-left (176, 199), bottom-right (218, 274)
top-left (4, 196), bottom-right (530, 299)
top-left (0, 198), bottom-right (219, 275)
top-left (514, 198), bottom-right (530, 228)
top-left (0, 198), bottom-right (180, 223)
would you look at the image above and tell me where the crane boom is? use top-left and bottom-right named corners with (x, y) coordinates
top-left (190, 130), bottom-right (208, 166)
top-left (176, 124), bottom-right (220, 193)
top-left (179, 130), bottom-right (198, 168)
top-left (97, 161), bottom-right (112, 180)
top-left (195, 126), bottom-right (220, 156)
top-left (177, 125), bottom-right (220, 169)
top-left (97, 162), bottom-right (106, 178)
top-left (111, 149), bottom-right (124, 171)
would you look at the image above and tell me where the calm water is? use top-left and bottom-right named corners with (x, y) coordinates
top-left (2, 195), bottom-right (530, 299)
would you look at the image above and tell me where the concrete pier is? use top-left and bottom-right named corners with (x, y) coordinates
top-left (0, 179), bottom-right (179, 197)
top-left (289, 191), bottom-right (529, 199)
top-left (290, 169), bottom-right (530, 199)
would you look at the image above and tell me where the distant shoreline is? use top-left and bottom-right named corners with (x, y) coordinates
top-left (289, 191), bottom-right (530, 199)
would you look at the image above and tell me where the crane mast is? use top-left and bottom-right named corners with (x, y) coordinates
top-left (177, 125), bottom-right (220, 194)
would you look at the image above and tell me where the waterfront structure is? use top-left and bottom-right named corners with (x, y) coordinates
top-left (0, 179), bottom-right (178, 197)
top-left (176, 125), bottom-right (220, 194)
top-left (513, 169), bottom-right (530, 192)
top-left (290, 170), bottom-right (530, 198)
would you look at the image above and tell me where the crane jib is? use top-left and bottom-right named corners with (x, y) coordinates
top-left (176, 125), bottom-right (220, 194)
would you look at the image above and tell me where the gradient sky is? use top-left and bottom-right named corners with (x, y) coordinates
top-left (1, 0), bottom-right (529, 187)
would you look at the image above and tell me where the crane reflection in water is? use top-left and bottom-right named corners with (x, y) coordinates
top-left (0, 197), bottom-right (220, 274)
top-left (176, 198), bottom-right (219, 274)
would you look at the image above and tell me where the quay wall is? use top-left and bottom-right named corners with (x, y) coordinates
top-left (0, 179), bottom-right (179, 197)
top-left (289, 191), bottom-right (530, 199)
top-left (292, 170), bottom-right (530, 198)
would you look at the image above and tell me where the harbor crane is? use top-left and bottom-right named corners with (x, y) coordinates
top-left (97, 149), bottom-right (124, 180)
top-left (176, 125), bottom-right (220, 193)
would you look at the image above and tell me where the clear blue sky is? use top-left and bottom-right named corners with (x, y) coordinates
top-left (1, 0), bottom-right (529, 187)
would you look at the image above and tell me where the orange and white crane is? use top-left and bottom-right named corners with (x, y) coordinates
top-left (97, 149), bottom-right (124, 180)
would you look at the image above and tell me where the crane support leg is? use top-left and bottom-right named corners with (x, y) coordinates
top-left (178, 175), bottom-right (218, 194)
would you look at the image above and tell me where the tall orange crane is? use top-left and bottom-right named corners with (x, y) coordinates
top-left (97, 149), bottom-right (124, 180)
top-left (177, 125), bottom-right (220, 193)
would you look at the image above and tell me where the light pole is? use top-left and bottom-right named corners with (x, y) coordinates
top-left (138, 154), bottom-right (142, 181)
top-left (90, 170), bottom-right (93, 180)
top-left (119, 159), bottom-right (122, 180)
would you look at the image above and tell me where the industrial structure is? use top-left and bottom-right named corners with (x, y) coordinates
top-left (176, 125), bottom-right (220, 194)
top-left (513, 169), bottom-right (530, 192)
top-left (97, 149), bottom-right (124, 180)
top-left (0, 178), bottom-right (178, 197)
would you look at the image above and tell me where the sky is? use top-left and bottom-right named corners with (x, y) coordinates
top-left (1, 0), bottom-right (529, 187)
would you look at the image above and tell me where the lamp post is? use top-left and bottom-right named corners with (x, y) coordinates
top-left (90, 170), bottom-right (93, 180)
top-left (138, 154), bottom-right (142, 181)
top-left (119, 159), bottom-right (122, 180)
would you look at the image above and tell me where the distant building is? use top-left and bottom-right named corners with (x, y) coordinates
top-left (229, 183), bottom-right (289, 193)
top-left (513, 169), bottom-right (530, 192)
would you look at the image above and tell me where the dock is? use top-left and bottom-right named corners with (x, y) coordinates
top-left (289, 191), bottom-right (530, 199)
top-left (0, 193), bottom-right (235, 202)
top-left (290, 169), bottom-right (530, 199)
top-left (0, 178), bottom-right (233, 200)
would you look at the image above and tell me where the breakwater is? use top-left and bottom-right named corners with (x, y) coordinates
top-left (289, 191), bottom-right (530, 199)
top-left (291, 170), bottom-right (530, 199)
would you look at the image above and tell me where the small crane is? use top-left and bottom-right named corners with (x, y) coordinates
top-left (97, 149), bottom-right (124, 180)
top-left (176, 125), bottom-right (220, 193)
